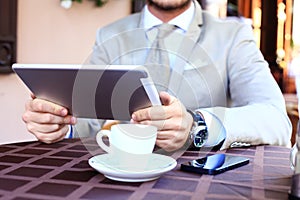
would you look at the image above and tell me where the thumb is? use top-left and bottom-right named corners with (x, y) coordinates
top-left (159, 91), bottom-right (175, 106)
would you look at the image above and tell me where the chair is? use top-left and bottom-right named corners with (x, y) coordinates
top-left (284, 93), bottom-right (299, 145)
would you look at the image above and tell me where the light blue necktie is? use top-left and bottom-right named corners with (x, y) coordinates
top-left (145, 23), bottom-right (175, 92)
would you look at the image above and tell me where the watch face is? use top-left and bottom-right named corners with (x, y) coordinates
top-left (194, 127), bottom-right (208, 147)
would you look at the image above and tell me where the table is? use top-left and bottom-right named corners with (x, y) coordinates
top-left (0, 138), bottom-right (294, 200)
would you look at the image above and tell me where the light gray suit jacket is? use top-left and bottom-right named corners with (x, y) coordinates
top-left (74, 0), bottom-right (291, 150)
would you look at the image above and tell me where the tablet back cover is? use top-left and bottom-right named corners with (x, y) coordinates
top-left (13, 64), bottom-right (156, 120)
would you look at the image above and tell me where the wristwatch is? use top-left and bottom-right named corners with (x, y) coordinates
top-left (187, 110), bottom-right (208, 148)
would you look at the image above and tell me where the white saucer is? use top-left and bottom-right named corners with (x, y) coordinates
top-left (88, 153), bottom-right (177, 182)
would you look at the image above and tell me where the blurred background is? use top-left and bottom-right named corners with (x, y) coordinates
top-left (0, 0), bottom-right (299, 144)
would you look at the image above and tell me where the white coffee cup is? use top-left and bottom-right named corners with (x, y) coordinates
top-left (96, 124), bottom-right (157, 171)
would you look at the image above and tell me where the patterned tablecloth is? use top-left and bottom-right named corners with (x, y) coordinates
top-left (0, 138), bottom-right (294, 200)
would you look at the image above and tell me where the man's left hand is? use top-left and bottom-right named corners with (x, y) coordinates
top-left (131, 91), bottom-right (194, 152)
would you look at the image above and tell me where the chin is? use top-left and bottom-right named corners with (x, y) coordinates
top-left (148, 0), bottom-right (192, 11)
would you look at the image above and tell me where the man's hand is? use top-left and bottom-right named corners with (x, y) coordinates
top-left (131, 91), bottom-right (194, 151)
top-left (22, 96), bottom-right (77, 144)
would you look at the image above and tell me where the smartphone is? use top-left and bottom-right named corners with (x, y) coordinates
top-left (180, 154), bottom-right (250, 175)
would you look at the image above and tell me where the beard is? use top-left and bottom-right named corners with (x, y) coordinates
top-left (147, 0), bottom-right (192, 11)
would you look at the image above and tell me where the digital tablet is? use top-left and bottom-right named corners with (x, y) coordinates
top-left (13, 64), bottom-right (161, 120)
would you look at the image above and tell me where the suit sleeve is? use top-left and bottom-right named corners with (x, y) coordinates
top-left (204, 24), bottom-right (292, 150)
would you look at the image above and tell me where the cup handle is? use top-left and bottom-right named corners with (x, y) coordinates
top-left (96, 129), bottom-right (112, 153)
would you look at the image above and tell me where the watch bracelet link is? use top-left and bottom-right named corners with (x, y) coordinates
top-left (187, 109), bottom-right (208, 148)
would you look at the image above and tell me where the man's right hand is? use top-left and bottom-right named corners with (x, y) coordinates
top-left (22, 97), bottom-right (77, 144)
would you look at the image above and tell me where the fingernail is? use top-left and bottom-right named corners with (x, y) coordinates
top-left (131, 114), bottom-right (136, 120)
top-left (61, 109), bottom-right (68, 116)
top-left (71, 117), bottom-right (77, 124)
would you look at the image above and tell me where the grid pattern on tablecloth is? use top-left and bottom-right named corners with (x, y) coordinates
top-left (0, 138), bottom-right (293, 200)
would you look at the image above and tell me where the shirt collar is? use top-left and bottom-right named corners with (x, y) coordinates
top-left (143, 1), bottom-right (195, 33)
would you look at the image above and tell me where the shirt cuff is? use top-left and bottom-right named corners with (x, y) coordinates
top-left (64, 125), bottom-right (73, 139)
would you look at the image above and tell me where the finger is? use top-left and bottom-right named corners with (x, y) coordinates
top-left (132, 106), bottom-right (169, 122)
top-left (140, 120), bottom-right (165, 130)
top-left (33, 125), bottom-right (69, 144)
top-left (159, 91), bottom-right (175, 106)
top-left (156, 130), bottom-right (172, 140)
top-left (156, 130), bottom-right (188, 152)
top-left (156, 129), bottom-right (183, 140)
top-left (26, 121), bottom-right (62, 134)
top-left (26, 98), bottom-right (68, 116)
top-left (155, 138), bottom-right (178, 152)
top-left (22, 111), bottom-right (76, 125)
top-left (138, 119), bottom-right (173, 131)
top-left (133, 95), bottom-right (183, 122)
top-left (131, 92), bottom-right (172, 121)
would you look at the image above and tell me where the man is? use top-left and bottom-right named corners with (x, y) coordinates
top-left (22, 0), bottom-right (292, 151)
